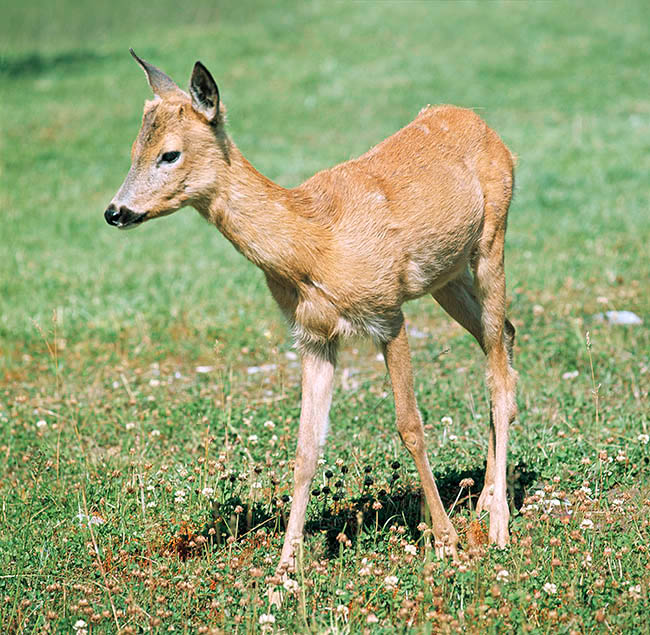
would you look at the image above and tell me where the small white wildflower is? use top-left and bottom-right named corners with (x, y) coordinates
top-left (448, 434), bottom-right (458, 441)
top-left (88, 515), bottom-right (105, 526)
top-left (638, 433), bottom-right (650, 444)
top-left (366, 613), bottom-right (379, 624)
top-left (147, 501), bottom-right (157, 508)
top-left (404, 544), bottom-right (417, 555)
top-left (616, 451), bottom-right (627, 463)
top-left (336, 604), bottom-right (349, 619)
top-left (441, 416), bottom-right (453, 426)
top-left (150, 429), bottom-right (161, 437)
top-left (201, 487), bottom-right (214, 498)
top-left (36, 419), bottom-right (47, 429)
top-left (149, 378), bottom-right (160, 387)
top-left (580, 518), bottom-right (594, 530)
top-left (259, 613), bottom-right (275, 625)
top-left (269, 434), bottom-right (278, 446)
top-left (629, 584), bottom-right (642, 600)
top-left (112, 380), bottom-right (120, 389)
top-left (384, 575), bottom-right (399, 590)
top-left (562, 370), bottom-right (579, 380)
top-left (543, 582), bottom-right (557, 595)
top-left (125, 422), bottom-right (136, 431)
top-left (263, 420), bottom-right (275, 430)
top-left (496, 569), bottom-right (509, 582)
top-left (73, 619), bottom-right (88, 632)
top-left (248, 434), bottom-right (258, 445)
top-left (283, 578), bottom-right (299, 593)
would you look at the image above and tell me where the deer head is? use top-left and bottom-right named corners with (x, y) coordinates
top-left (105, 50), bottom-right (227, 229)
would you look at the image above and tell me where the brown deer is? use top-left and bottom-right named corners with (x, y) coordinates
top-left (106, 51), bottom-right (518, 570)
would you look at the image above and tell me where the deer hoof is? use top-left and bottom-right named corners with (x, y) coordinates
top-left (488, 500), bottom-right (510, 548)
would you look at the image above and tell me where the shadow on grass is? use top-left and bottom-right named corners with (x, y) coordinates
top-left (0, 50), bottom-right (118, 78)
top-left (305, 462), bottom-right (537, 557)
top-left (164, 462), bottom-right (537, 561)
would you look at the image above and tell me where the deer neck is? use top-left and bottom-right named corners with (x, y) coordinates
top-left (200, 142), bottom-right (322, 283)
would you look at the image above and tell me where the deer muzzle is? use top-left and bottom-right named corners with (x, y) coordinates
top-left (104, 204), bottom-right (146, 229)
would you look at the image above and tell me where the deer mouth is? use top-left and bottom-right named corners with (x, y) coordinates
top-left (117, 212), bottom-right (147, 230)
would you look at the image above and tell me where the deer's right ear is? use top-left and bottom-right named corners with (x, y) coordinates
top-left (190, 61), bottom-right (220, 124)
top-left (130, 48), bottom-right (182, 98)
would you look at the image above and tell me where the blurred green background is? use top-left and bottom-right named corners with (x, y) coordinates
top-left (1, 0), bottom-right (648, 354)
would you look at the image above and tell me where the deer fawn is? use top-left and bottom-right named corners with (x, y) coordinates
top-left (106, 51), bottom-right (518, 569)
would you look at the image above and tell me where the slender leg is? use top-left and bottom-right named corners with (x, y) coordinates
top-left (383, 316), bottom-right (458, 558)
top-left (434, 265), bottom-right (516, 545)
top-left (277, 345), bottom-right (337, 570)
top-left (472, 225), bottom-right (518, 548)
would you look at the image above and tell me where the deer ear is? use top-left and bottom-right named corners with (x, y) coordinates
top-left (130, 49), bottom-right (183, 98)
top-left (190, 61), bottom-right (220, 123)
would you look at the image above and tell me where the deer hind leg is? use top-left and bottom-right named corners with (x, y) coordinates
top-left (433, 269), bottom-right (516, 531)
top-left (277, 343), bottom-right (337, 572)
top-left (383, 316), bottom-right (459, 558)
top-left (470, 214), bottom-right (518, 547)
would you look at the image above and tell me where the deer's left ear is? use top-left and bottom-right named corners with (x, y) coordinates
top-left (190, 61), bottom-right (220, 123)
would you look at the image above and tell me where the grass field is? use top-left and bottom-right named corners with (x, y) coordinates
top-left (1, 1), bottom-right (649, 632)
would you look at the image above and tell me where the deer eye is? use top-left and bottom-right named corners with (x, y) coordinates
top-left (160, 151), bottom-right (180, 164)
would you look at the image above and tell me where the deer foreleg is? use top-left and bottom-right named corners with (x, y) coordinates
top-left (277, 347), bottom-right (336, 571)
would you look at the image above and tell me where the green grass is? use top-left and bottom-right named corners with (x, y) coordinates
top-left (1, 0), bottom-right (649, 632)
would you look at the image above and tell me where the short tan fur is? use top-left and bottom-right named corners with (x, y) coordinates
top-left (106, 51), bottom-right (518, 571)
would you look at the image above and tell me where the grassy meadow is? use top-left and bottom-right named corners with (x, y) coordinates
top-left (1, 0), bottom-right (649, 632)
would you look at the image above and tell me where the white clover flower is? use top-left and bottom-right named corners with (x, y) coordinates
top-left (384, 575), bottom-right (399, 590)
top-left (366, 613), bottom-right (379, 624)
top-left (629, 584), bottom-right (642, 600)
top-left (270, 434), bottom-right (278, 446)
top-left (638, 434), bottom-right (649, 444)
top-left (441, 416), bottom-right (453, 426)
top-left (150, 429), bottom-right (161, 437)
top-left (36, 419), bottom-right (47, 429)
top-left (336, 604), bottom-right (349, 619)
top-left (125, 422), bottom-right (136, 431)
top-left (404, 544), bottom-right (417, 555)
top-left (580, 518), bottom-right (594, 530)
top-left (496, 569), bottom-right (509, 582)
top-left (248, 434), bottom-right (258, 445)
top-left (263, 420), bottom-right (275, 430)
top-left (259, 613), bottom-right (275, 625)
top-left (283, 578), bottom-right (299, 592)
top-left (562, 370), bottom-right (579, 380)
top-left (543, 582), bottom-right (557, 595)
top-left (201, 487), bottom-right (214, 497)
top-left (73, 619), bottom-right (88, 635)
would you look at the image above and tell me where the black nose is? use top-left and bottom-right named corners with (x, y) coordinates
top-left (104, 204), bottom-right (121, 226)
